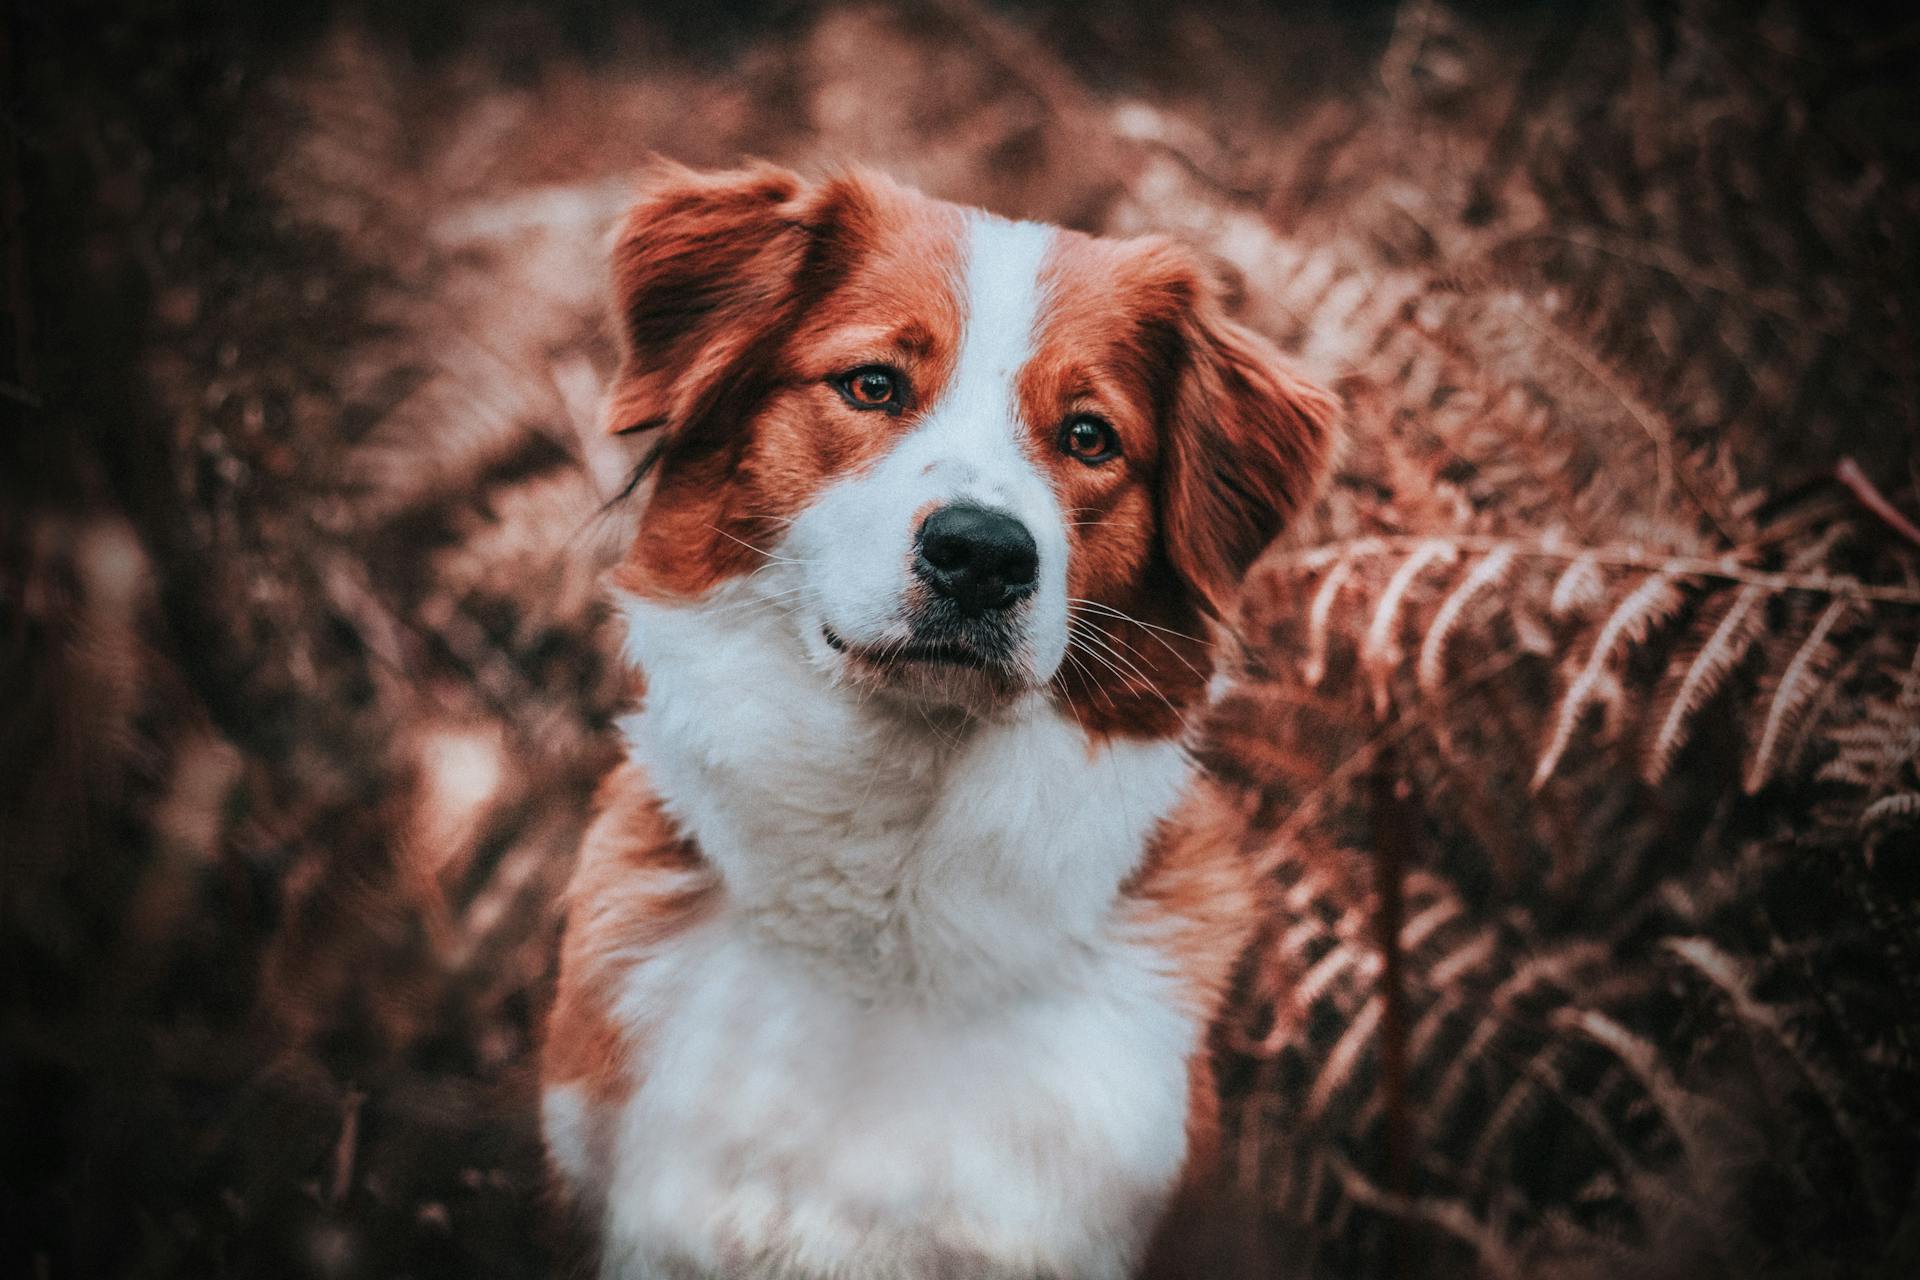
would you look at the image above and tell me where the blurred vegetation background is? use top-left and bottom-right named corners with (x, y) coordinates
top-left (5, 1), bottom-right (1919, 1277)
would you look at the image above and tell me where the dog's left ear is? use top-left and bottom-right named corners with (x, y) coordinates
top-left (1159, 271), bottom-right (1338, 620)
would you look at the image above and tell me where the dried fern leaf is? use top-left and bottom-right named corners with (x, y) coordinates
top-left (1301, 552), bottom-right (1361, 687)
top-left (1641, 527), bottom-right (1857, 786)
top-left (1305, 992), bottom-right (1383, 1122)
top-left (1663, 936), bottom-right (1888, 1224)
top-left (1533, 572), bottom-right (1686, 790)
top-left (1406, 986), bottom-right (1474, 1076)
top-left (1816, 672), bottom-right (1920, 791)
top-left (1900, 641), bottom-right (1920, 710)
top-left (1326, 1154), bottom-right (1524, 1280)
top-left (1555, 1008), bottom-right (1725, 1179)
top-left (1362, 538), bottom-right (1458, 717)
top-left (1512, 1050), bottom-right (1649, 1197)
top-left (1549, 551), bottom-right (1606, 618)
top-left (1272, 943), bottom-right (1369, 1054)
top-left (1639, 583), bottom-right (1766, 785)
top-left (1861, 792), bottom-right (1920, 839)
top-left (1427, 927), bottom-right (1499, 989)
top-left (1466, 1039), bottom-right (1562, 1179)
top-left (1743, 594), bottom-right (1858, 795)
top-left (1416, 544), bottom-right (1519, 700)
top-left (1399, 892), bottom-right (1464, 952)
top-left (1426, 944), bottom-right (1606, 1129)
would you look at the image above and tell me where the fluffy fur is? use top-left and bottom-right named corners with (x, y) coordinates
top-left (542, 162), bottom-right (1334, 1279)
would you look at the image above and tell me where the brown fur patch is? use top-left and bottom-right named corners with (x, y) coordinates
top-left (604, 164), bottom-right (968, 601)
top-left (1028, 233), bottom-right (1336, 737)
top-left (1121, 780), bottom-right (1265, 1232)
top-left (541, 765), bottom-right (717, 1106)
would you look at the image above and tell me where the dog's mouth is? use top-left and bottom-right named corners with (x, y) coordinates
top-left (822, 625), bottom-right (996, 672)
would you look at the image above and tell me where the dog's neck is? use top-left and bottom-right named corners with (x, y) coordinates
top-left (615, 586), bottom-right (1192, 1004)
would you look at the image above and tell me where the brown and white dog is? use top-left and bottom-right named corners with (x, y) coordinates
top-left (541, 162), bottom-right (1334, 1279)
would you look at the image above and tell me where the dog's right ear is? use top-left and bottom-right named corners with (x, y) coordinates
top-left (602, 161), bottom-right (822, 442)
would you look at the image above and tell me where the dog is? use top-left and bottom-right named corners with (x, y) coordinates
top-left (540, 161), bottom-right (1335, 1279)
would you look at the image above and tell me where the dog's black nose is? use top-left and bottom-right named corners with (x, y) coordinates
top-left (915, 504), bottom-right (1038, 615)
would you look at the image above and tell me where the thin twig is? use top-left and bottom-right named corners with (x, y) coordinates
top-left (328, 1089), bottom-right (366, 1206)
top-left (1836, 456), bottom-right (1920, 552)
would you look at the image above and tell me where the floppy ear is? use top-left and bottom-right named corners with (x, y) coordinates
top-left (601, 161), bottom-right (828, 442)
top-left (1160, 281), bottom-right (1337, 620)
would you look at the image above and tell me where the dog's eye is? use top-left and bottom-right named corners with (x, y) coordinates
top-left (1059, 415), bottom-right (1120, 465)
top-left (835, 366), bottom-right (906, 411)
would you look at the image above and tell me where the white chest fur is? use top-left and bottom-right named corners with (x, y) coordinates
top-left (589, 920), bottom-right (1193, 1279)
top-left (617, 589), bottom-right (1192, 1004)
top-left (550, 590), bottom-right (1202, 1278)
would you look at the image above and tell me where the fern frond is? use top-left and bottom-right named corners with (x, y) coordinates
top-left (1816, 672), bottom-right (1920, 793)
top-left (1416, 545), bottom-right (1519, 699)
top-left (1639, 584), bottom-right (1765, 785)
top-left (1362, 539), bottom-right (1459, 717)
top-left (1663, 936), bottom-right (1889, 1225)
top-left (1743, 594), bottom-right (1858, 795)
top-left (1534, 573), bottom-right (1686, 790)
top-left (1860, 792), bottom-right (1920, 839)
top-left (1326, 1154), bottom-right (1524, 1280)
top-left (1555, 1008), bottom-right (1727, 1178)
top-left (1305, 992), bottom-right (1383, 1121)
top-left (1426, 944), bottom-right (1609, 1131)
top-left (1549, 551), bottom-right (1607, 618)
top-left (1465, 1038), bottom-right (1563, 1179)
top-left (1302, 550), bottom-right (1363, 687)
top-left (1266, 535), bottom-right (1920, 605)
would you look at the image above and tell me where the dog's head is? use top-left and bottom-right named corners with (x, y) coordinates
top-left (604, 163), bottom-right (1334, 735)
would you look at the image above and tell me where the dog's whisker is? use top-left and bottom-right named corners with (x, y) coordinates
top-left (1049, 655), bottom-right (1101, 733)
top-left (696, 587), bottom-right (825, 625)
top-left (1067, 604), bottom-right (1211, 685)
top-left (1098, 624), bottom-right (1207, 687)
top-left (1060, 642), bottom-right (1131, 715)
top-left (1067, 623), bottom-right (1195, 733)
top-left (1065, 597), bottom-right (1208, 646)
top-left (705, 522), bottom-right (817, 565)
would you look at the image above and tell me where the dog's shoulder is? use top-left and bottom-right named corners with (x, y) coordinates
top-left (544, 765), bottom-right (716, 1108)
top-left (1122, 775), bottom-right (1264, 1019)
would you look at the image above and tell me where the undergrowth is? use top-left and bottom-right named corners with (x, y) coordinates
top-left (7, 1), bottom-right (1918, 1277)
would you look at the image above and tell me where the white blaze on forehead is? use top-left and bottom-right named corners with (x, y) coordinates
top-left (896, 214), bottom-right (1069, 671)
top-left (941, 214), bottom-right (1054, 461)
top-left (893, 213), bottom-right (1066, 601)
top-left (774, 210), bottom-right (1073, 686)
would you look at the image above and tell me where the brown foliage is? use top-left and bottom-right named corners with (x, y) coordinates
top-left (7, 2), bottom-right (1919, 1278)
